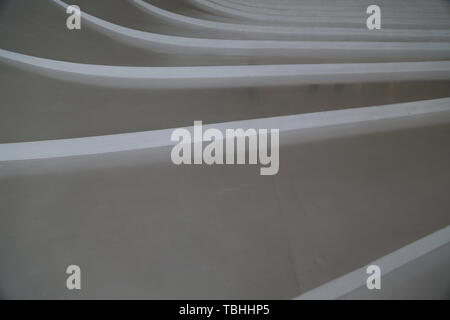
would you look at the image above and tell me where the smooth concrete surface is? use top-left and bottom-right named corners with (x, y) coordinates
top-left (187, 0), bottom-right (450, 28)
top-left (131, 0), bottom-right (450, 42)
top-left (0, 0), bottom-right (185, 67)
top-left (222, 0), bottom-right (450, 12)
top-left (209, 0), bottom-right (450, 18)
top-left (1, 0), bottom-right (340, 66)
top-left (141, 0), bottom-right (251, 24)
top-left (1, 0), bottom-right (449, 300)
top-left (1, 112), bottom-right (450, 299)
top-left (74, 0), bottom-right (254, 39)
top-left (4, 50), bottom-right (450, 91)
top-left (2, 98), bottom-right (450, 161)
top-left (2, 60), bottom-right (450, 142)
top-left (48, 0), bottom-right (450, 61)
top-left (341, 243), bottom-right (450, 299)
top-left (226, 0), bottom-right (449, 10)
top-left (5, 0), bottom-right (450, 65)
top-left (295, 226), bottom-right (450, 299)
top-left (173, 0), bottom-right (450, 28)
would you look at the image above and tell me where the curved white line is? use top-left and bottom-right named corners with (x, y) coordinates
top-left (130, 0), bottom-right (450, 41)
top-left (208, 0), bottom-right (450, 18)
top-left (188, 0), bottom-right (450, 26)
top-left (1, 98), bottom-right (450, 161)
top-left (294, 225), bottom-right (450, 300)
top-left (2, 49), bottom-right (450, 89)
top-left (49, 1), bottom-right (450, 59)
top-left (218, 0), bottom-right (449, 14)
top-left (224, 0), bottom-right (448, 11)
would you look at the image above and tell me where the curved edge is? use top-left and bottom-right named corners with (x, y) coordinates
top-left (294, 225), bottom-right (450, 300)
top-left (1, 98), bottom-right (450, 161)
top-left (129, 0), bottom-right (450, 41)
top-left (2, 48), bottom-right (450, 89)
top-left (187, 0), bottom-right (450, 26)
top-left (222, 0), bottom-right (448, 12)
top-left (211, 0), bottom-right (450, 18)
top-left (2, 48), bottom-right (450, 88)
top-left (49, 0), bottom-right (450, 57)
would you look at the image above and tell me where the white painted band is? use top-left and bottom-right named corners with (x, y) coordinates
top-left (1, 98), bottom-right (449, 161)
top-left (188, 0), bottom-right (450, 26)
top-left (224, 0), bottom-right (446, 11)
top-left (130, 0), bottom-right (450, 40)
top-left (294, 225), bottom-right (450, 300)
top-left (208, 0), bottom-right (450, 18)
top-left (2, 49), bottom-right (450, 88)
top-left (50, 0), bottom-right (450, 56)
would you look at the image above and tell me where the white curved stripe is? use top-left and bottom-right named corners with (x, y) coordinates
top-left (209, 0), bottom-right (450, 18)
top-left (2, 49), bottom-right (450, 89)
top-left (1, 98), bottom-right (450, 161)
top-left (294, 225), bottom-right (450, 300)
top-left (188, 0), bottom-right (450, 26)
top-left (130, 0), bottom-right (450, 41)
top-left (49, 0), bottom-right (450, 58)
top-left (224, 0), bottom-right (448, 12)
top-left (227, 0), bottom-right (448, 11)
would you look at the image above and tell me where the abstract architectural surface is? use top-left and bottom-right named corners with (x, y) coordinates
top-left (0, 0), bottom-right (449, 299)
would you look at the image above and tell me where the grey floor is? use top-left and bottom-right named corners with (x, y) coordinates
top-left (0, 0), bottom-right (449, 299)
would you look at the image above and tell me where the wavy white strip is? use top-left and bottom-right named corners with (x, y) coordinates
top-left (49, 0), bottom-right (450, 58)
top-left (188, 0), bottom-right (450, 26)
top-left (2, 49), bottom-right (450, 88)
top-left (130, 0), bottom-right (450, 41)
top-left (1, 98), bottom-right (450, 161)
